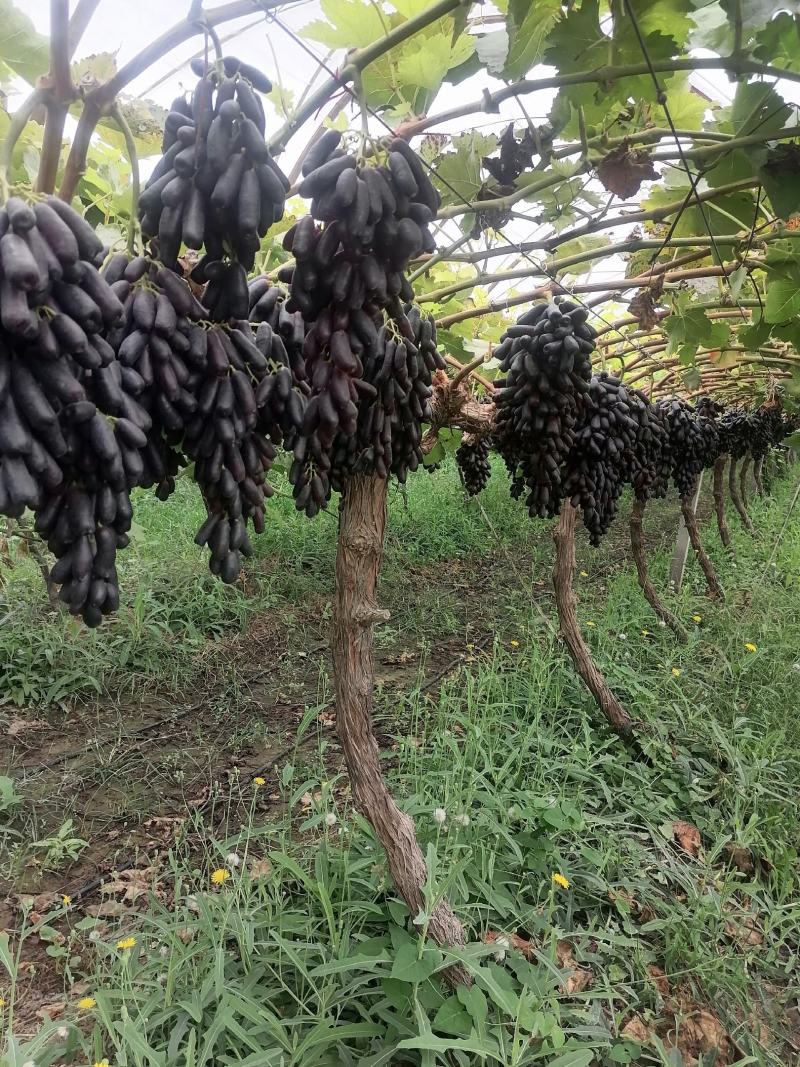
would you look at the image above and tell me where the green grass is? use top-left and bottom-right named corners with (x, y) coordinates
top-left (0, 461), bottom-right (544, 708)
top-left (2, 461), bottom-right (799, 1065)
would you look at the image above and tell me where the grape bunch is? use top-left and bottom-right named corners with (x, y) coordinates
top-left (717, 408), bottom-right (751, 460)
top-left (751, 406), bottom-right (785, 457)
top-left (562, 372), bottom-right (640, 545)
top-left (104, 255), bottom-right (283, 582)
top-left (658, 397), bottom-right (720, 497)
top-left (139, 60), bottom-right (288, 272)
top-left (277, 137), bottom-right (443, 513)
top-left (0, 195), bottom-right (159, 624)
top-left (284, 133), bottom-right (438, 320)
top-left (492, 299), bottom-right (595, 518)
top-left (628, 391), bottom-right (670, 502)
top-left (456, 434), bottom-right (491, 496)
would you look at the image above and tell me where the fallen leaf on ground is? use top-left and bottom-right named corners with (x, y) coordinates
top-left (622, 1015), bottom-right (652, 1043)
top-left (250, 857), bottom-right (272, 880)
top-left (101, 867), bottom-right (156, 903)
top-left (6, 716), bottom-right (47, 737)
top-left (483, 932), bottom-right (592, 993)
top-left (724, 915), bottom-right (763, 948)
top-left (648, 963), bottom-right (669, 996)
top-left (671, 1008), bottom-right (731, 1064)
top-left (86, 900), bottom-right (126, 919)
top-left (673, 820), bottom-right (702, 857)
top-left (722, 842), bottom-right (754, 874)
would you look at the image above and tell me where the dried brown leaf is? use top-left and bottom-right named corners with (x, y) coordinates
top-left (597, 144), bottom-right (659, 199)
top-left (622, 1015), bottom-right (653, 1043)
top-left (722, 842), bottom-right (754, 874)
top-left (648, 963), bottom-right (670, 997)
top-left (673, 820), bottom-right (702, 857)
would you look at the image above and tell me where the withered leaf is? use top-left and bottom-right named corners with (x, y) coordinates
top-left (597, 144), bottom-right (659, 199)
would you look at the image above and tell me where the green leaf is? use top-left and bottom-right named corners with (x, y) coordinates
top-left (0, 0), bottom-right (49, 85)
top-left (546, 1051), bottom-right (595, 1067)
top-left (0, 774), bottom-right (21, 813)
top-left (765, 274), bottom-right (800, 322)
top-left (303, 0), bottom-right (389, 49)
top-left (433, 996), bottom-right (474, 1037)
top-left (754, 12), bottom-right (800, 73)
top-left (504, 0), bottom-right (562, 80)
top-left (433, 132), bottom-right (497, 206)
top-left (71, 50), bottom-right (117, 85)
top-left (738, 317), bottom-right (771, 351)
top-left (389, 942), bottom-right (442, 983)
top-left (730, 82), bottom-right (791, 137)
top-left (395, 30), bottom-right (474, 91)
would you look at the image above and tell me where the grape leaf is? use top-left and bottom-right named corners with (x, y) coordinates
top-left (765, 273), bottom-right (800, 322)
top-left (302, 0), bottom-right (389, 49)
top-left (754, 12), bottom-right (800, 73)
top-left (0, 0), bottom-right (49, 85)
top-left (504, 0), bottom-right (562, 80)
top-left (433, 132), bottom-right (497, 206)
top-left (730, 82), bottom-right (792, 137)
top-left (759, 144), bottom-right (800, 221)
top-left (395, 30), bottom-right (474, 91)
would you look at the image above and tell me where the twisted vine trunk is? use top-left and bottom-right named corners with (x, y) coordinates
top-left (680, 488), bottom-right (724, 600)
top-left (712, 456), bottom-right (733, 550)
top-left (552, 503), bottom-right (634, 738)
top-left (739, 454), bottom-right (752, 508)
top-left (728, 456), bottom-right (755, 533)
top-left (630, 499), bottom-right (688, 642)
top-left (332, 473), bottom-right (468, 981)
top-left (753, 455), bottom-right (764, 496)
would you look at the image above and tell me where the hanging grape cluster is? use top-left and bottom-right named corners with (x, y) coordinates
top-left (0, 195), bottom-right (151, 624)
top-left (657, 397), bottom-right (720, 497)
top-left (139, 60), bottom-right (288, 275)
top-left (279, 134), bottom-right (445, 513)
top-left (562, 372), bottom-right (642, 545)
top-left (456, 435), bottom-right (491, 496)
top-left (493, 299), bottom-right (595, 517)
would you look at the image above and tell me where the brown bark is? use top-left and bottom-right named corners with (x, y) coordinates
top-left (753, 455), bottom-right (765, 496)
top-left (712, 455), bottom-right (733, 550)
top-left (728, 456), bottom-right (756, 533)
top-left (552, 502), bottom-right (635, 738)
top-left (739, 454), bottom-right (752, 508)
top-left (630, 499), bottom-right (688, 642)
top-left (332, 473), bottom-right (468, 979)
top-left (680, 491), bottom-right (725, 600)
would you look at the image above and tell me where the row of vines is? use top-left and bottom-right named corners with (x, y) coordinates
top-left (1, 0), bottom-right (799, 977)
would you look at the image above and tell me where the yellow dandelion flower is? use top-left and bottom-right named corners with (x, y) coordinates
top-left (510, 639), bottom-right (520, 648)
top-left (642, 629), bottom-right (650, 637)
top-left (692, 614), bottom-right (702, 623)
top-left (77, 996), bottom-right (96, 1010)
top-left (116, 936), bottom-right (136, 951)
top-left (552, 873), bottom-right (570, 890)
top-left (62, 894), bottom-right (72, 906)
top-left (744, 642), bottom-right (758, 653)
top-left (579, 570), bottom-right (589, 577)
top-left (0, 996), bottom-right (5, 1008)
top-left (253, 776), bottom-right (265, 787)
top-left (671, 667), bottom-right (681, 678)
top-left (211, 868), bottom-right (230, 886)
top-left (93, 1060), bottom-right (109, 1067)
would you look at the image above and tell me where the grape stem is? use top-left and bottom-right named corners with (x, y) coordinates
top-left (332, 472), bottom-right (470, 984)
top-left (36, 1), bottom-right (74, 195)
top-left (0, 89), bottom-right (47, 204)
top-left (552, 502), bottom-right (636, 739)
top-left (109, 103), bottom-right (140, 256)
